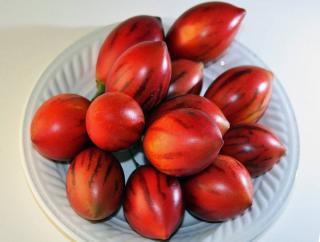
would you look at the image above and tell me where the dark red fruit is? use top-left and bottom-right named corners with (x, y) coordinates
top-left (166, 2), bottom-right (245, 63)
top-left (96, 15), bottom-right (164, 86)
top-left (205, 66), bottom-right (273, 125)
top-left (105, 41), bottom-right (171, 111)
top-left (66, 147), bottom-right (125, 220)
top-left (182, 155), bottom-right (253, 221)
top-left (221, 124), bottom-right (286, 177)
top-left (31, 93), bottom-right (90, 161)
top-left (147, 94), bottom-right (229, 135)
top-left (124, 166), bottom-right (183, 240)
top-left (167, 59), bottom-right (203, 99)
top-left (86, 92), bottom-right (145, 152)
top-left (144, 108), bottom-right (223, 177)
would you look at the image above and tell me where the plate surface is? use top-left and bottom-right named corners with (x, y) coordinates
top-left (21, 23), bottom-right (299, 242)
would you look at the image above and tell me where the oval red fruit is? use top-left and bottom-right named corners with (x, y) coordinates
top-left (31, 93), bottom-right (90, 161)
top-left (144, 108), bottom-right (223, 177)
top-left (66, 147), bottom-right (125, 220)
top-left (182, 155), bottom-right (253, 221)
top-left (167, 59), bottom-right (203, 99)
top-left (147, 94), bottom-right (229, 135)
top-left (166, 2), bottom-right (245, 63)
top-left (105, 41), bottom-right (172, 111)
top-left (221, 124), bottom-right (286, 177)
top-left (86, 92), bottom-right (145, 151)
top-left (205, 66), bottom-right (273, 125)
top-left (124, 166), bottom-right (183, 240)
top-left (96, 15), bottom-right (164, 84)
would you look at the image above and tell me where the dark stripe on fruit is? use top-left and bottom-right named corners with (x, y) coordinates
top-left (171, 71), bottom-right (186, 83)
top-left (215, 69), bottom-right (252, 93)
top-left (70, 161), bottom-right (76, 186)
top-left (87, 149), bottom-right (94, 171)
top-left (133, 73), bottom-right (151, 99)
top-left (127, 21), bottom-right (139, 35)
top-left (103, 160), bottom-right (114, 184)
top-left (88, 153), bottom-right (102, 187)
top-left (155, 172), bottom-right (166, 198)
top-left (138, 173), bottom-right (153, 209)
top-left (171, 116), bottom-right (194, 129)
top-left (109, 30), bottom-right (119, 49)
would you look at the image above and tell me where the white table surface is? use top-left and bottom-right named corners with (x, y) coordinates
top-left (0, 0), bottom-right (319, 241)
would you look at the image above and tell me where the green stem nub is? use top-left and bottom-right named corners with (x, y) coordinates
top-left (91, 80), bottom-right (105, 101)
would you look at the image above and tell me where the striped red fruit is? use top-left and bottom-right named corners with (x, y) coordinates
top-left (205, 66), bottom-right (273, 125)
top-left (124, 166), bottom-right (184, 240)
top-left (86, 92), bottom-right (145, 152)
top-left (221, 124), bottom-right (286, 177)
top-left (166, 2), bottom-right (245, 63)
top-left (105, 41), bottom-right (171, 111)
top-left (182, 155), bottom-right (253, 221)
top-left (31, 93), bottom-right (90, 161)
top-left (96, 15), bottom-right (164, 89)
top-left (167, 59), bottom-right (203, 99)
top-left (66, 147), bottom-right (125, 220)
top-left (144, 108), bottom-right (223, 177)
top-left (146, 94), bottom-right (230, 135)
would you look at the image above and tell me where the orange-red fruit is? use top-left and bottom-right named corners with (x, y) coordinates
top-left (166, 2), bottom-right (245, 63)
top-left (167, 59), bottom-right (203, 99)
top-left (96, 15), bottom-right (164, 83)
top-left (86, 92), bottom-right (145, 151)
top-left (124, 166), bottom-right (184, 240)
top-left (144, 108), bottom-right (223, 177)
top-left (221, 124), bottom-right (286, 177)
top-left (205, 66), bottom-right (273, 125)
top-left (66, 147), bottom-right (125, 220)
top-left (147, 94), bottom-right (229, 135)
top-left (182, 155), bottom-right (253, 221)
top-left (105, 41), bottom-right (171, 111)
top-left (31, 93), bottom-right (90, 161)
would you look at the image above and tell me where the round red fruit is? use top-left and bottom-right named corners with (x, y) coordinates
top-left (124, 166), bottom-right (184, 240)
top-left (144, 108), bottom-right (223, 177)
top-left (86, 92), bottom-right (145, 152)
top-left (66, 147), bottom-right (125, 220)
top-left (182, 155), bottom-right (253, 221)
top-left (31, 93), bottom-right (90, 161)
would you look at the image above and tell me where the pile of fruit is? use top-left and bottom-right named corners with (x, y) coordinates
top-left (30, 2), bottom-right (286, 240)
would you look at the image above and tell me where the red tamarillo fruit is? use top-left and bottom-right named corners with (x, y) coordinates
top-left (205, 65), bottom-right (273, 125)
top-left (166, 2), bottom-right (245, 63)
top-left (124, 166), bottom-right (184, 240)
top-left (66, 147), bottom-right (125, 220)
top-left (31, 93), bottom-right (90, 161)
top-left (221, 124), bottom-right (286, 177)
top-left (147, 94), bottom-right (229, 135)
top-left (182, 155), bottom-right (253, 221)
top-left (96, 15), bottom-right (164, 94)
top-left (167, 59), bottom-right (203, 99)
top-left (144, 108), bottom-right (223, 177)
top-left (105, 41), bottom-right (171, 111)
top-left (86, 92), bottom-right (145, 152)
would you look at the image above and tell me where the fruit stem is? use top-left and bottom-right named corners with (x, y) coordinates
top-left (91, 80), bottom-right (105, 101)
top-left (128, 149), bottom-right (140, 168)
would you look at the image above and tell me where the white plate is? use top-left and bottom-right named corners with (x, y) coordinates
top-left (21, 23), bottom-right (299, 242)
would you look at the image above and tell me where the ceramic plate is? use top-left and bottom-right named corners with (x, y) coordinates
top-left (21, 23), bottom-right (299, 242)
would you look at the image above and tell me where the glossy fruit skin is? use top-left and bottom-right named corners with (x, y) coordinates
top-left (147, 94), bottom-right (229, 135)
top-left (105, 41), bottom-right (171, 111)
top-left (221, 124), bottom-right (286, 177)
top-left (31, 93), bottom-right (90, 161)
top-left (124, 166), bottom-right (183, 240)
top-left (167, 59), bottom-right (203, 99)
top-left (86, 92), bottom-right (145, 151)
top-left (205, 66), bottom-right (273, 125)
top-left (166, 2), bottom-right (245, 63)
top-left (96, 15), bottom-right (164, 84)
top-left (144, 108), bottom-right (223, 177)
top-left (66, 147), bottom-right (125, 220)
top-left (182, 155), bottom-right (253, 221)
